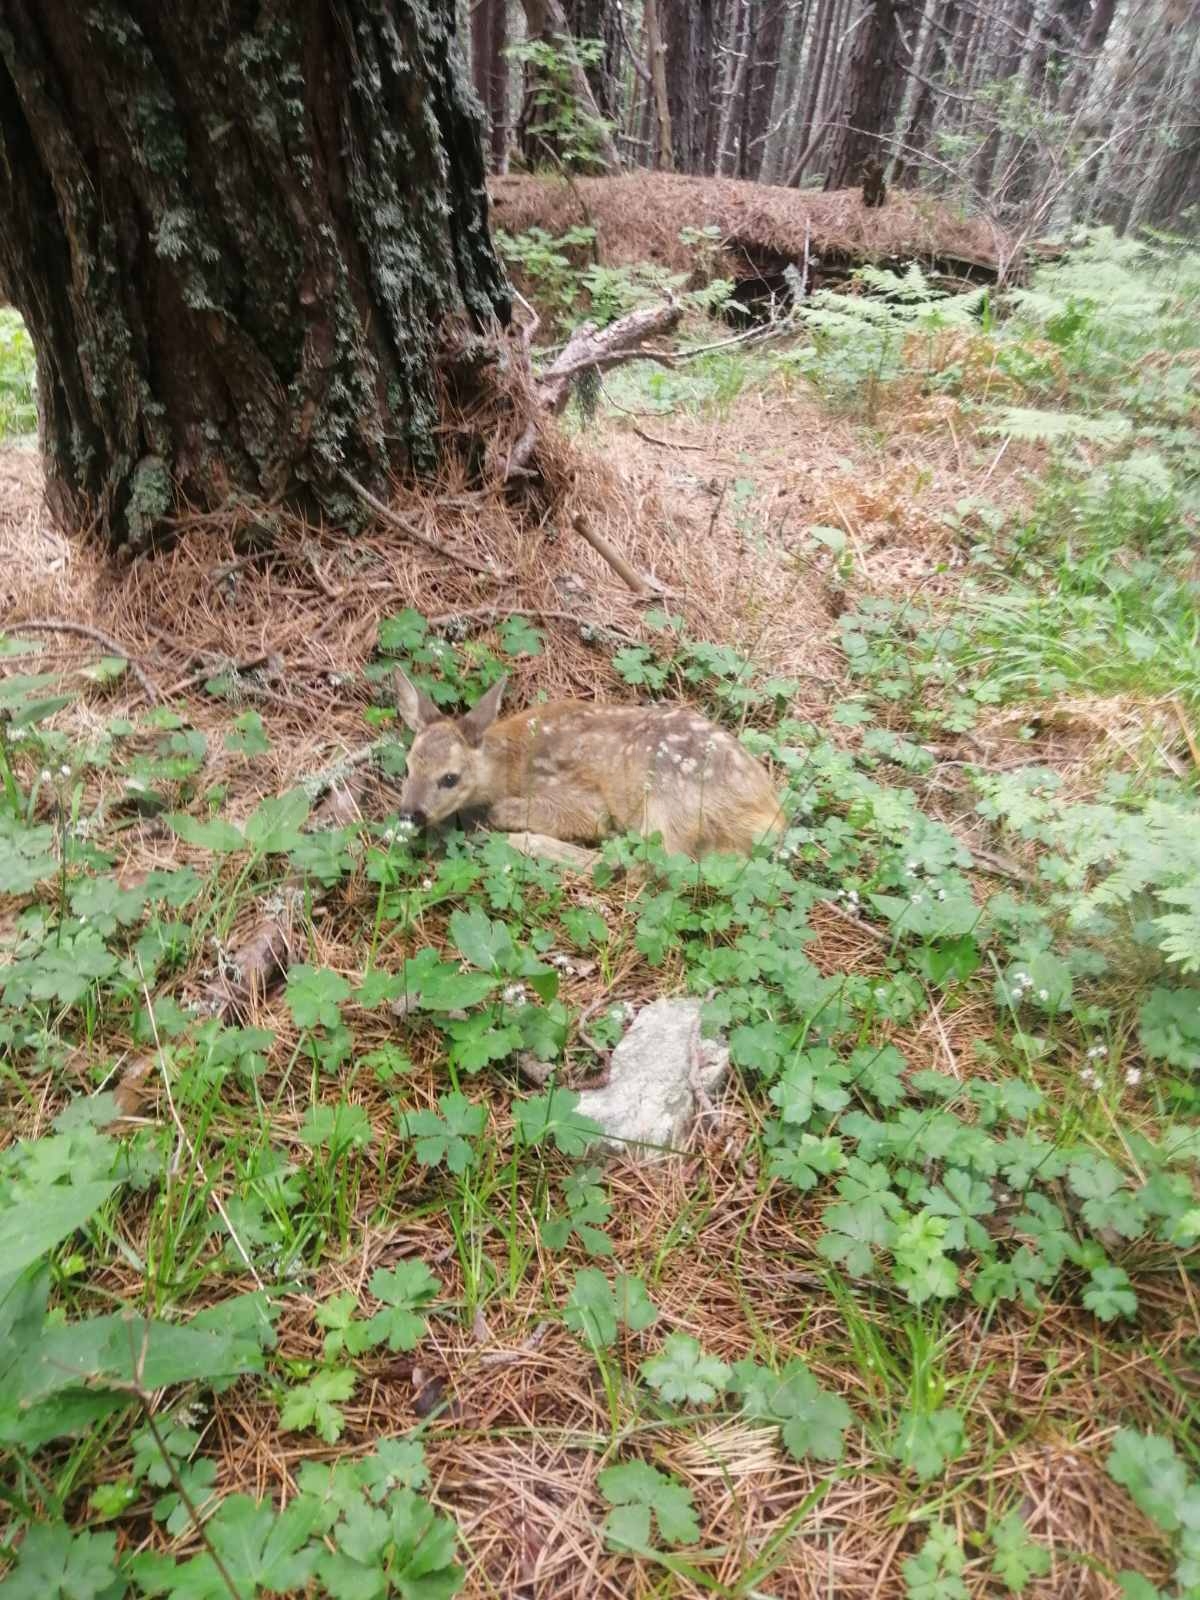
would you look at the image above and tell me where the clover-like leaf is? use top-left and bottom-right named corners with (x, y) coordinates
top-left (641, 1333), bottom-right (731, 1405)
top-left (598, 1460), bottom-right (700, 1551)
top-left (366, 1260), bottom-right (441, 1352)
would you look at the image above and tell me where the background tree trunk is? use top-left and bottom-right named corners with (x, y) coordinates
top-left (472, 0), bottom-right (511, 169)
top-left (0, 0), bottom-right (510, 556)
top-left (823, 0), bottom-right (912, 189)
top-left (643, 0), bottom-right (676, 168)
top-left (565, 0), bottom-right (623, 119)
top-left (662, 0), bottom-right (719, 172)
top-left (519, 0), bottom-right (622, 168)
top-left (738, 0), bottom-right (789, 175)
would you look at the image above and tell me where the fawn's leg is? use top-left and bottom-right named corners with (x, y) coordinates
top-left (486, 792), bottom-right (606, 842)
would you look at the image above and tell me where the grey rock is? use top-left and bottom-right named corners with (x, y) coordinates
top-left (576, 998), bottom-right (728, 1161)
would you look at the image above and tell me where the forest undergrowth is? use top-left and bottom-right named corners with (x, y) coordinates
top-left (1, 227), bottom-right (1198, 1599)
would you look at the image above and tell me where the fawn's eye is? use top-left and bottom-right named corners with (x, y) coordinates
top-left (438, 773), bottom-right (460, 790)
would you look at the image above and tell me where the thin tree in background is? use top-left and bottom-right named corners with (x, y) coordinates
top-left (738, 0), bottom-right (791, 175)
top-left (472, 0), bottom-right (511, 170)
top-left (643, 0), bottom-right (675, 168)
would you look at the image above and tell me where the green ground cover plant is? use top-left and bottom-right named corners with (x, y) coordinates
top-left (0, 227), bottom-right (1197, 1596)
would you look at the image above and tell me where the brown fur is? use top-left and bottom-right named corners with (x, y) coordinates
top-left (394, 671), bottom-right (783, 858)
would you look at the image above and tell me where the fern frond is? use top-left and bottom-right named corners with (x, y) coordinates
top-left (986, 407), bottom-right (1131, 445)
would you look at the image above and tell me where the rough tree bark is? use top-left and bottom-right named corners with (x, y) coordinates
top-left (0, 1), bottom-right (510, 556)
top-left (822, 0), bottom-right (914, 190)
top-left (643, 0), bottom-right (675, 169)
top-left (662, 0), bottom-right (719, 172)
top-left (564, 0), bottom-right (623, 120)
top-left (737, 0), bottom-right (789, 176)
top-left (471, 0), bottom-right (511, 169)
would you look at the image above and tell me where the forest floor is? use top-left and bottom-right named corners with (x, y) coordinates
top-left (1, 230), bottom-right (1198, 1600)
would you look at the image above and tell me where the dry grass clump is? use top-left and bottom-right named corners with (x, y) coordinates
top-left (490, 173), bottom-right (1012, 281)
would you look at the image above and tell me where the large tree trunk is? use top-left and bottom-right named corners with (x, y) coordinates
top-left (564, 0), bottom-right (622, 121)
top-left (822, 0), bottom-right (913, 190)
top-left (0, 0), bottom-right (510, 556)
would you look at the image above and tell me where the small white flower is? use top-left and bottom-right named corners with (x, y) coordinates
top-left (60, 764), bottom-right (71, 778)
top-left (40, 769), bottom-right (52, 783)
top-left (1124, 1067), bottom-right (1142, 1086)
top-left (1079, 1065), bottom-right (1099, 1087)
top-left (502, 983), bottom-right (528, 1005)
top-left (936, 889), bottom-right (947, 901)
top-left (382, 828), bottom-right (395, 843)
top-left (421, 877), bottom-right (433, 890)
top-left (1088, 1044), bottom-right (1107, 1059)
top-left (1038, 988), bottom-right (1049, 1001)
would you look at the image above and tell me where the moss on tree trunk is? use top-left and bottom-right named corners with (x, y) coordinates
top-left (0, 0), bottom-right (510, 554)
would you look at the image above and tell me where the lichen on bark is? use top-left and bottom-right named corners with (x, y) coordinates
top-left (0, 0), bottom-right (510, 553)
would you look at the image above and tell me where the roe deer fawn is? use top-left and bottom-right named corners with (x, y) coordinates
top-left (393, 670), bottom-right (784, 859)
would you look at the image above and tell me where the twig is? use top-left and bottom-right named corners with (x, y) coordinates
top-left (510, 287), bottom-right (541, 354)
top-left (1171, 699), bottom-right (1199, 771)
top-left (630, 423), bottom-right (706, 452)
top-left (8, 618), bottom-right (159, 702)
top-left (124, 1326), bottom-right (244, 1600)
top-left (820, 897), bottom-right (891, 946)
top-left (339, 470), bottom-right (508, 579)
top-left (675, 318), bottom-right (797, 363)
top-left (571, 512), bottom-right (665, 598)
top-left (476, 1321), bottom-right (552, 1369)
top-left (425, 603), bottom-right (643, 647)
top-left (304, 542), bottom-right (343, 601)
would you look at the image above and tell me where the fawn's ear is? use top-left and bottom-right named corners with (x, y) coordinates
top-left (459, 675), bottom-right (507, 746)
top-left (394, 668), bottom-right (441, 734)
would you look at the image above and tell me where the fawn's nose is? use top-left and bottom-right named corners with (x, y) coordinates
top-left (399, 808), bottom-right (427, 829)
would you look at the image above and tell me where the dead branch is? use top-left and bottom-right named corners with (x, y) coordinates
top-left (630, 424), bottom-right (707, 451)
top-left (7, 617), bottom-right (160, 702)
top-left (536, 300), bottom-right (682, 414)
top-left (508, 299), bottom-right (684, 479)
top-left (340, 470), bottom-right (510, 579)
top-left (571, 513), bottom-right (667, 599)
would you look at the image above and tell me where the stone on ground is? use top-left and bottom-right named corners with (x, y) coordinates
top-left (577, 997), bottom-right (728, 1161)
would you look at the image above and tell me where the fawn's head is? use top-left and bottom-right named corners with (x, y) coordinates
top-left (393, 669), bottom-right (507, 827)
